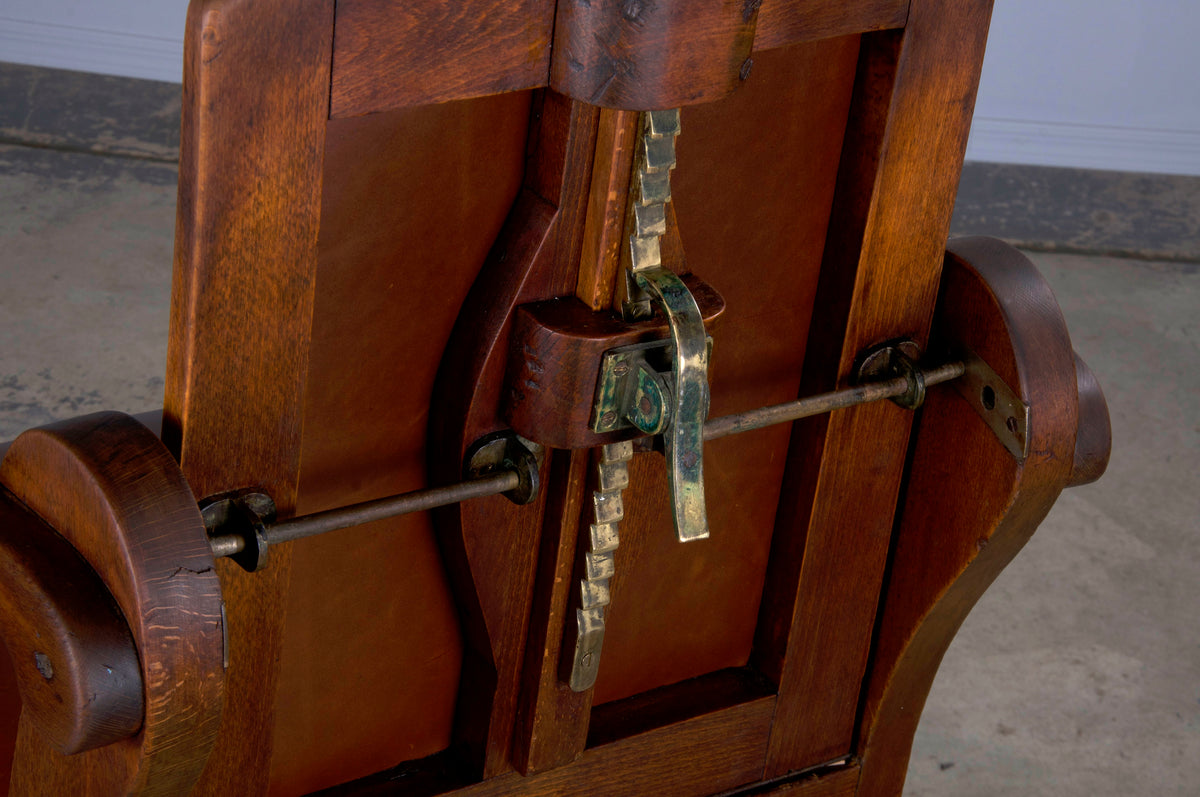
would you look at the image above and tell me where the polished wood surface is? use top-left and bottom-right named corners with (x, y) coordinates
top-left (755, 0), bottom-right (909, 51)
top-left (330, 0), bottom-right (555, 119)
top-left (166, 0), bottom-right (336, 793)
top-left (2, 413), bottom-right (222, 795)
top-left (505, 275), bottom-right (725, 450)
top-left (274, 91), bottom-right (534, 795)
top-left (1069, 353), bottom-right (1112, 487)
top-left (549, 0), bottom-right (758, 109)
top-left (0, 486), bottom-right (142, 756)
top-left (427, 92), bottom-right (602, 779)
top-left (755, 0), bottom-right (995, 774)
top-left (575, 109), bottom-right (640, 311)
top-left (856, 237), bottom-right (1085, 794)
top-left (327, 0), bottom-right (913, 116)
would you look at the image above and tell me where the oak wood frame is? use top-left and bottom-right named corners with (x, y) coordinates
top-left (0, 0), bottom-right (1109, 795)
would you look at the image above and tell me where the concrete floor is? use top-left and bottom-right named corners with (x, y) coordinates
top-left (1, 70), bottom-right (1198, 795)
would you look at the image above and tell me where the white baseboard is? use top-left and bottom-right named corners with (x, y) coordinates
top-left (966, 117), bottom-right (1200, 176)
top-left (0, 17), bottom-right (183, 84)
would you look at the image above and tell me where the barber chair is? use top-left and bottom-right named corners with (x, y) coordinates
top-left (0, 0), bottom-right (1111, 794)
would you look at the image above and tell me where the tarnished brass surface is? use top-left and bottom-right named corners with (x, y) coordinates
top-left (568, 441), bottom-right (633, 692)
top-left (619, 109), bottom-right (681, 317)
top-left (635, 267), bottom-right (711, 543)
top-left (955, 352), bottom-right (1031, 461)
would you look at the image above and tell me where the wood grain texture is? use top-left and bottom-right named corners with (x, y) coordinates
top-left (511, 103), bottom-right (647, 774)
top-left (755, 0), bottom-right (909, 52)
top-left (165, 1), bottom-right (335, 792)
top-left (550, 0), bottom-right (759, 109)
top-left (510, 451), bottom-right (592, 774)
top-left (745, 763), bottom-right (861, 796)
top-left (855, 237), bottom-right (1083, 795)
top-left (1, 412), bottom-right (222, 796)
top-left (330, 0), bottom-right (555, 119)
top-left (328, 0), bottom-right (915, 116)
top-left (0, 642), bottom-right (17, 794)
top-left (575, 109), bottom-right (639, 310)
top-left (428, 93), bottom-right (599, 778)
top-left (586, 667), bottom-right (774, 749)
top-left (526, 92), bottom-right (604, 294)
top-left (0, 486), bottom-right (142, 755)
top-left (755, 0), bottom-right (994, 776)
top-left (330, 694), bottom-right (775, 795)
top-left (270, 92), bottom-right (532, 796)
top-left (505, 696), bottom-right (776, 797)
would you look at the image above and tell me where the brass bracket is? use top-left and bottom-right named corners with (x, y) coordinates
top-left (955, 352), bottom-right (1031, 461)
top-left (591, 340), bottom-right (675, 437)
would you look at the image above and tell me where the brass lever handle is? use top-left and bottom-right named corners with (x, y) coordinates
top-left (633, 267), bottom-right (711, 542)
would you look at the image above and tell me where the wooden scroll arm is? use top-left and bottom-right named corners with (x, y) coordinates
top-left (0, 489), bottom-right (144, 758)
top-left (0, 412), bottom-right (223, 796)
top-left (855, 237), bottom-right (1112, 795)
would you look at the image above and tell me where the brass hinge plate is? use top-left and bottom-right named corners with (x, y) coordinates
top-left (954, 352), bottom-right (1031, 462)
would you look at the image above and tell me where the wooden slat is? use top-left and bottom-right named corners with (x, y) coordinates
top-left (755, 0), bottom-right (995, 776)
top-left (428, 94), bottom-right (601, 778)
top-left (329, 0), bottom-right (910, 117)
top-left (330, 0), bottom-right (556, 119)
top-left (855, 239), bottom-right (1081, 794)
top-left (504, 698), bottom-right (775, 796)
top-left (523, 691), bottom-right (769, 794)
top-left (163, 0), bottom-right (335, 792)
top-left (755, 0), bottom-right (909, 52)
top-left (549, 0), bottom-right (758, 109)
top-left (511, 452), bottom-right (593, 773)
top-left (575, 109), bottom-right (639, 310)
top-left (332, 694), bottom-right (776, 795)
top-left (753, 763), bottom-right (861, 796)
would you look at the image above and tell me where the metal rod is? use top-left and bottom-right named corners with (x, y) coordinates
top-left (208, 470), bottom-right (520, 557)
top-left (208, 361), bottom-right (964, 559)
top-left (209, 533), bottom-right (244, 559)
top-left (273, 470), bottom-right (520, 543)
top-left (702, 361), bottom-right (965, 441)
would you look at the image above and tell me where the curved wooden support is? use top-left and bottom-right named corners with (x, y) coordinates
top-left (428, 189), bottom-right (561, 778)
top-left (1069, 352), bottom-right (1111, 487)
top-left (0, 489), bottom-right (143, 755)
top-left (0, 412), bottom-right (223, 796)
top-left (428, 93), bottom-right (600, 778)
top-left (855, 237), bottom-right (1111, 795)
top-left (549, 0), bottom-right (759, 109)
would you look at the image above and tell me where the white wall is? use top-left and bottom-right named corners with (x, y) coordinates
top-left (2, 1), bottom-right (1198, 175)
top-left (966, 0), bottom-right (1200, 175)
top-left (0, 0), bottom-right (187, 84)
